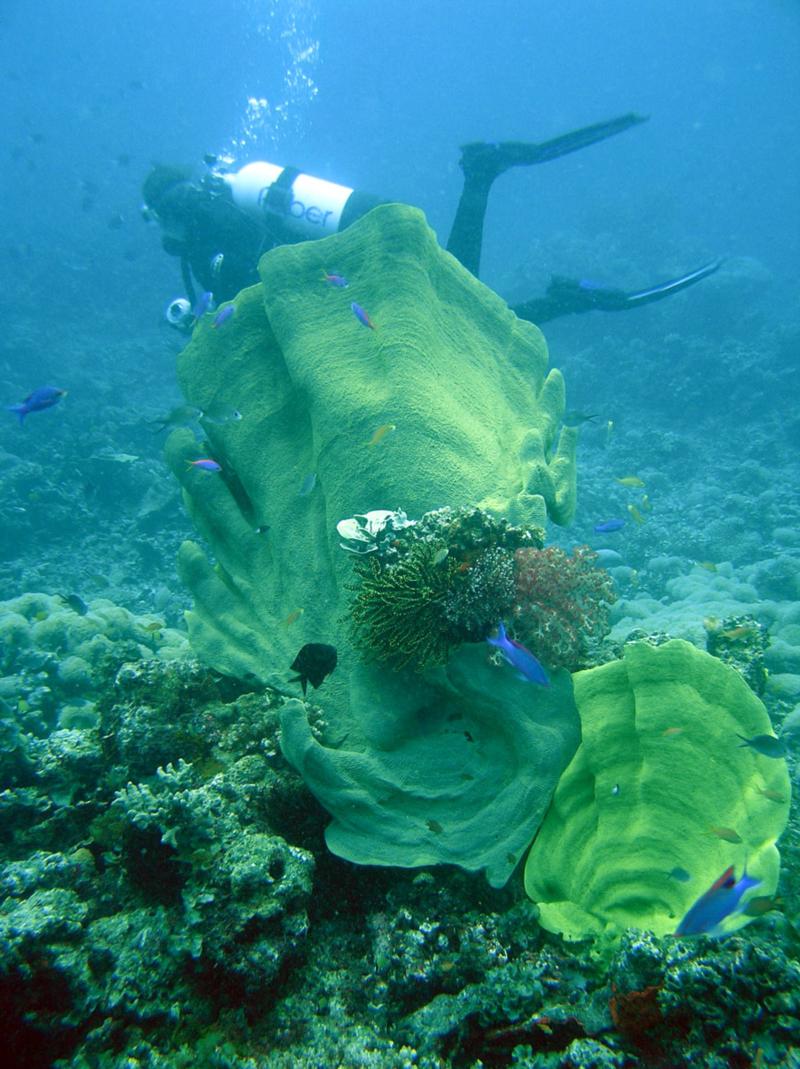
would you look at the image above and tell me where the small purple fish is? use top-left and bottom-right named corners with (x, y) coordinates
top-left (594, 518), bottom-right (626, 534)
top-left (193, 291), bottom-right (214, 319)
top-left (351, 301), bottom-right (376, 330)
top-left (186, 458), bottom-right (222, 473)
top-left (212, 305), bottom-right (235, 328)
top-left (487, 621), bottom-right (549, 686)
top-left (323, 272), bottom-right (349, 288)
top-left (7, 385), bottom-right (66, 424)
top-left (674, 865), bottom-right (761, 937)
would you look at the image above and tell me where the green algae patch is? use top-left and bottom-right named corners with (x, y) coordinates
top-left (524, 639), bottom-right (790, 939)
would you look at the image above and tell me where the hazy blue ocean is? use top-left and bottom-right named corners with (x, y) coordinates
top-left (1, 3), bottom-right (799, 1067)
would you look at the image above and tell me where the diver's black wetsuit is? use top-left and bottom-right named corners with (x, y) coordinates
top-left (144, 113), bottom-right (719, 321)
top-left (146, 178), bottom-right (272, 304)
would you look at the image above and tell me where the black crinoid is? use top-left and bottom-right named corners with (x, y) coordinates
top-left (348, 542), bottom-right (462, 670)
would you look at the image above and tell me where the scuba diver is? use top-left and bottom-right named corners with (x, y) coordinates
top-left (141, 112), bottom-right (720, 332)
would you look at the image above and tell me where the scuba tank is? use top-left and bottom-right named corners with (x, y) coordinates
top-left (221, 161), bottom-right (384, 241)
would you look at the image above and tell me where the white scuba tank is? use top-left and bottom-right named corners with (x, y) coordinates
top-left (223, 162), bottom-right (360, 240)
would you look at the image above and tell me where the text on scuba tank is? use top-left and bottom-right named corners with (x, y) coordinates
top-left (288, 198), bottom-right (333, 226)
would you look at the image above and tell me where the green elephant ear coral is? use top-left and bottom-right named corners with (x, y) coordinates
top-left (524, 639), bottom-right (791, 940)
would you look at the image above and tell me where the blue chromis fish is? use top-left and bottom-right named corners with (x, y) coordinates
top-left (212, 305), bottom-right (235, 328)
top-left (8, 386), bottom-right (66, 423)
top-left (594, 518), bottom-right (626, 534)
top-left (186, 458), bottom-right (222, 472)
top-left (736, 733), bottom-right (787, 759)
top-left (57, 593), bottom-right (89, 615)
top-left (674, 865), bottom-right (761, 937)
top-left (486, 621), bottom-right (549, 686)
top-left (563, 410), bottom-right (598, 426)
top-left (351, 301), bottom-right (376, 329)
top-left (322, 271), bottom-right (349, 288)
top-left (193, 291), bottom-right (214, 318)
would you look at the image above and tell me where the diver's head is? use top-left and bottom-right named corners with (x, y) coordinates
top-left (141, 164), bottom-right (197, 231)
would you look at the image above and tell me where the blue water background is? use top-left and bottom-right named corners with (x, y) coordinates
top-left (1, 0), bottom-right (798, 601)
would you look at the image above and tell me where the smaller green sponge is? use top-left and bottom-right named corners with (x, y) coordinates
top-left (524, 639), bottom-right (790, 939)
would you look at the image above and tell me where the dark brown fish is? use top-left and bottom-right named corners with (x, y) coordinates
top-left (289, 643), bottom-right (337, 695)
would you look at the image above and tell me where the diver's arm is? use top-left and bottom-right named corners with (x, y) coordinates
top-left (180, 256), bottom-right (197, 307)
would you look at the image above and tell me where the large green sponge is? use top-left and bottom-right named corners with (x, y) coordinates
top-left (524, 639), bottom-right (790, 939)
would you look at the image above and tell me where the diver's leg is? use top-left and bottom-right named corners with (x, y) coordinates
top-left (513, 261), bottom-right (722, 326)
top-left (445, 171), bottom-right (494, 278)
top-left (446, 113), bottom-right (648, 277)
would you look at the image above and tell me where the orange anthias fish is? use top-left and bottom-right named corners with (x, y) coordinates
top-left (709, 826), bottom-right (743, 844)
top-left (322, 271), bottom-right (349, 288)
top-left (365, 423), bottom-right (396, 447)
top-left (756, 785), bottom-right (787, 803)
top-left (186, 458), bottom-right (222, 472)
top-left (742, 894), bottom-right (783, 918)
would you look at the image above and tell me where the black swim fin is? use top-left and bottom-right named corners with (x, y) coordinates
top-left (623, 259), bottom-right (723, 307)
top-left (459, 112), bottom-right (648, 183)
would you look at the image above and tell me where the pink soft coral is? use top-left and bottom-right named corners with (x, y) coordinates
top-left (513, 545), bottom-right (616, 670)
